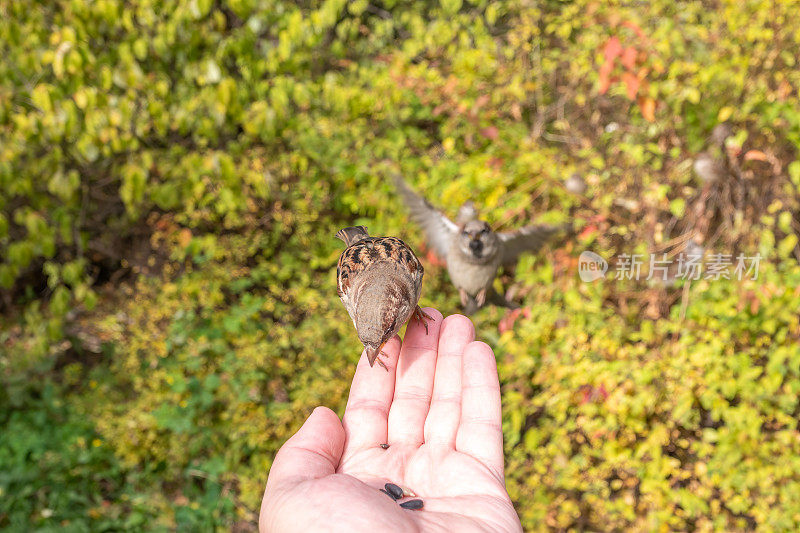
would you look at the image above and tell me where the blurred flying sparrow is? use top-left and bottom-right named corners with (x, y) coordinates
top-left (336, 226), bottom-right (432, 370)
top-left (694, 122), bottom-right (735, 184)
top-left (394, 176), bottom-right (571, 314)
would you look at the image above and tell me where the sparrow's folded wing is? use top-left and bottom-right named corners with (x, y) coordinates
top-left (497, 223), bottom-right (570, 265)
top-left (393, 175), bottom-right (458, 260)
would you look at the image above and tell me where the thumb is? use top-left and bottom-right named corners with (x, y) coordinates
top-left (265, 406), bottom-right (345, 490)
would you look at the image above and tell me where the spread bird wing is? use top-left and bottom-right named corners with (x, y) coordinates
top-left (497, 223), bottom-right (570, 266)
top-left (393, 174), bottom-right (458, 260)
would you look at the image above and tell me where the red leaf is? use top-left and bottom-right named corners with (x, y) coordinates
top-left (481, 126), bottom-right (499, 140)
top-left (622, 20), bottom-right (650, 43)
top-left (778, 80), bottom-right (793, 101)
top-left (597, 384), bottom-right (609, 400)
top-left (487, 157), bottom-right (504, 170)
top-left (178, 228), bottom-right (192, 248)
top-left (598, 69), bottom-right (618, 95)
top-left (498, 307), bottom-right (530, 334)
top-left (744, 150), bottom-right (768, 162)
top-left (598, 37), bottom-right (622, 95)
top-left (578, 384), bottom-right (608, 404)
top-left (598, 70), bottom-right (612, 95)
top-left (580, 386), bottom-right (591, 404)
top-left (603, 36), bottom-right (622, 62)
top-left (638, 96), bottom-right (656, 121)
top-left (419, 241), bottom-right (446, 267)
top-left (622, 72), bottom-right (639, 100)
top-left (578, 224), bottom-right (598, 239)
top-left (473, 94), bottom-right (490, 111)
top-left (621, 47), bottom-right (637, 70)
top-left (425, 248), bottom-right (447, 267)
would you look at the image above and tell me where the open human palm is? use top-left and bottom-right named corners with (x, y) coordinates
top-left (260, 309), bottom-right (522, 532)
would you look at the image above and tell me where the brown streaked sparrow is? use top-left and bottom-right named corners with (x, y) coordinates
top-left (335, 226), bottom-right (432, 370)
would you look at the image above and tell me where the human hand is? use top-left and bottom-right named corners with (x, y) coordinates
top-left (259, 308), bottom-right (522, 532)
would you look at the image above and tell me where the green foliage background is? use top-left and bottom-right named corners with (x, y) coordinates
top-left (2, 0), bottom-right (800, 530)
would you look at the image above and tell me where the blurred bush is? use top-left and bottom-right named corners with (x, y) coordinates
top-left (2, 0), bottom-right (799, 530)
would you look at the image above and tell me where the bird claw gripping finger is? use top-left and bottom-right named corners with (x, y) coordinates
top-left (413, 306), bottom-right (434, 334)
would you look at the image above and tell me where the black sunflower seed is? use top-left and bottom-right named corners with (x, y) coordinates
top-left (399, 499), bottom-right (424, 510)
top-left (384, 483), bottom-right (403, 500)
top-left (380, 443), bottom-right (390, 449)
top-left (379, 488), bottom-right (396, 500)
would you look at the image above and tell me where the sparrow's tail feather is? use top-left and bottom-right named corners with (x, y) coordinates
top-left (335, 226), bottom-right (369, 246)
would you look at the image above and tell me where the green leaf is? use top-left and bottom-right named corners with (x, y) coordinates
top-left (441, 0), bottom-right (462, 15)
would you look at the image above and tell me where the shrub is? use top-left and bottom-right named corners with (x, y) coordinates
top-left (2, 0), bottom-right (799, 529)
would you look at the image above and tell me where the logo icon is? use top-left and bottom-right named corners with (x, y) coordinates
top-left (579, 251), bottom-right (607, 282)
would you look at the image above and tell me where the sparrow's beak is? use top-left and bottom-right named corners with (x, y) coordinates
top-left (365, 341), bottom-right (387, 367)
top-left (468, 237), bottom-right (483, 254)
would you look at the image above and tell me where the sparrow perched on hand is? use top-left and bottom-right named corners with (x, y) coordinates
top-left (394, 176), bottom-right (571, 314)
top-left (336, 226), bottom-right (432, 370)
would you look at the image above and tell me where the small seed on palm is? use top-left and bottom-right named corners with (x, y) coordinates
top-left (399, 499), bottom-right (424, 510)
top-left (379, 488), bottom-right (396, 500)
top-left (379, 443), bottom-right (390, 449)
top-left (384, 483), bottom-right (403, 500)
